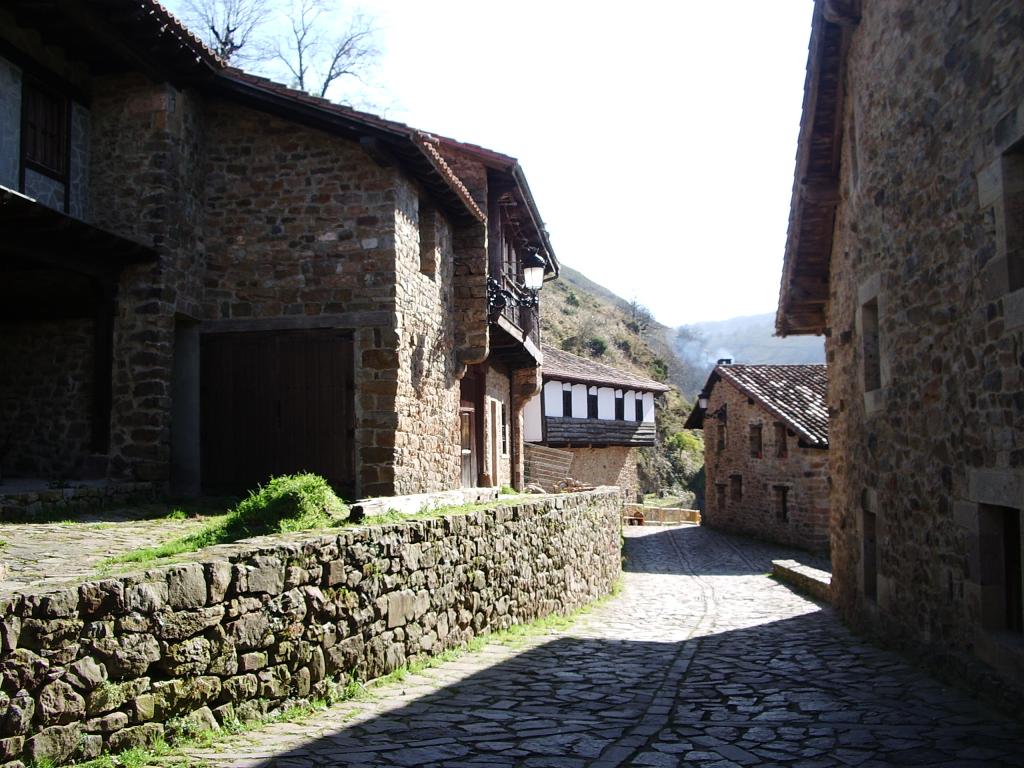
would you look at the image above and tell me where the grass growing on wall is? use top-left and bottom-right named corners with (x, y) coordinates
top-left (101, 474), bottom-right (349, 569)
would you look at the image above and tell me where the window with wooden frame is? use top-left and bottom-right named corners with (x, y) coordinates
top-left (716, 422), bottom-right (727, 451)
top-left (635, 398), bottom-right (644, 422)
top-left (715, 483), bottom-right (727, 512)
top-left (774, 422), bottom-right (789, 458)
top-left (614, 390), bottom-right (624, 420)
top-left (749, 424), bottom-right (763, 458)
top-left (562, 385), bottom-right (572, 418)
top-left (22, 78), bottom-right (69, 190)
top-left (587, 388), bottom-right (598, 419)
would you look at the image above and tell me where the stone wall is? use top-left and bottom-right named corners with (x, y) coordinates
top-left (566, 446), bottom-right (640, 502)
top-left (0, 491), bottom-right (621, 765)
top-left (824, 0), bottom-right (1024, 691)
top-left (392, 177), bottom-right (461, 494)
top-left (0, 320), bottom-right (94, 479)
top-left (702, 380), bottom-right (829, 553)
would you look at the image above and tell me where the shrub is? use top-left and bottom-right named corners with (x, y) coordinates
top-left (226, 473), bottom-right (349, 537)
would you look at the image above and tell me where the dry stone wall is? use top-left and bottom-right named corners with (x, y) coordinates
top-left (0, 491), bottom-right (621, 766)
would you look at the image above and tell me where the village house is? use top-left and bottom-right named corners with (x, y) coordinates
top-left (0, 0), bottom-right (556, 503)
top-left (777, 0), bottom-right (1024, 692)
top-left (685, 362), bottom-right (829, 552)
top-left (522, 344), bottom-right (670, 499)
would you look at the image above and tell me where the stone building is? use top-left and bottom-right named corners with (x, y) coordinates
top-left (685, 363), bottom-right (830, 552)
top-left (0, 0), bottom-right (556, 500)
top-left (522, 345), bottom-right (670, 499)
top-left (777, 0), bottom-right (1024, 692)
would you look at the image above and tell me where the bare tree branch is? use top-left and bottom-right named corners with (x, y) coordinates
top-left (182, 0), bottom-right (270, 63)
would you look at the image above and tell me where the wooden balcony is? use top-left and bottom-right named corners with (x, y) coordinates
top-left (543, 416), bottom-right (656, 447)
top-left (487, 274), bottom-right (541, 366)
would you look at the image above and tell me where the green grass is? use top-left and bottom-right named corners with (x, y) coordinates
top-left (99, 474), bottom-right (347, 570)
top-left (641, 494), bottom-right (689, 509)
top-left (366, 496), bottom-right (528, 526)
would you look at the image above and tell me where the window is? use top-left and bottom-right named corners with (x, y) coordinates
top-left (715, 483), bottom-right (727, 512)
top-left (635, 398), bottom-right (643, 422)
top-left (749, 424), bottom-right (763, 458)
top-left (716, 422), bottom-right (727, 451)
top-left (774, 485), bottom-right (789, 523)
top-left (730, 474), bottom-right (742, 503)
top-left (861, 297), bottom-right (881, 392)
top-left (980, 504), bottom-right (1023, 633)
top-left (418, 198), bottom-right (438, 276)
top-left (1002, 139), bottom-right (1024, 292)
top-left (500, 403), bottom-right (508, 456)
top-left (562, 389), bottom-right (573, 418)
top-left (863, 509), bottom-right (878, 602)
top-left (775, 422), bottom-right (789, 458)
top-left (614, 391), bottom-right (624, 420)
top-left (587, 388), bottom-right (598, 419)
top-left (23, 79), bottom-right (68, 177)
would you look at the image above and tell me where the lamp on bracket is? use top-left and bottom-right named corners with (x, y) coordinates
top-left (487, 246), bottom-right (548, 316)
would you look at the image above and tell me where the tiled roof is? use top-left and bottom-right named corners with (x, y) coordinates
top-left (541, 345), bottom-right (671, 393)
top-left (713, 364), bottom-right (829, 448)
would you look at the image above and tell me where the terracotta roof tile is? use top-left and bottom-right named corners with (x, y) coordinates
top-left (541, 344), bottom-right (671, 393)
top-left (714, 364), bottom-right (829, 448)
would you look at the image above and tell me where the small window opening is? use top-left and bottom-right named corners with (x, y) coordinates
top-left (749, 424), bottom-right (763, 458)
top-left (562, 389), bottom-right (573, 418)
top-left (774, 485), bottom-right (789, 523)
top-left (587, 389), bottom-right (598, 419)
top-left (419, 197), bottom-right (437, 275)
top-left (863, 509), bottom-right (878, 602)
top-left (775, 422), bottom-right (789, 458)
top-left (861, 297), bottom-right (881, 392)
top-left (635, 398), bottom-right (644, 422)
top-left (980, 504), bottom-right (1023, 633)
top-left (614, 391), bottom-right (624, 420)
top-left (500, 403), bottom-right (508, 456)
top-left (730, 474), bottom-right (742, 503)
top-left (715, 483), bottom-right (727, 512)
top-left (1003, 140), bottom-right (1024, 292)
top-left (717, 422), bottom-right (727, 450)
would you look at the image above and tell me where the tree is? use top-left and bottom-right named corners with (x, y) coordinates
top-left (179, 0), bottom-right (379, 101)
top-left (270, 0), bottom-right (378, 99)
top-left (182, 0), bottom-right (270, 63)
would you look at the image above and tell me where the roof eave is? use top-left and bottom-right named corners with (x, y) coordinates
top-left (776, 0), bottom-right (860, 337)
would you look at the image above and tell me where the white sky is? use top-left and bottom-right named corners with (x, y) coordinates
top-left (168, 0), bottom-right (815, 327)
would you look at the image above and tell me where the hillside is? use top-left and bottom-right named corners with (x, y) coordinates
top-left (674, 314), bottom-right (825, 396)
top-left (540, 266), bottom-right (703, 498)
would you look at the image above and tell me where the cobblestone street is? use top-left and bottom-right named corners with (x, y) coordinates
top-left (187, 525), bottom-right (1024, 768)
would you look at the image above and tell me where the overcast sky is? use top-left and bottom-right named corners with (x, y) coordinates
top-left (167, 0), bottom-right (815, 327)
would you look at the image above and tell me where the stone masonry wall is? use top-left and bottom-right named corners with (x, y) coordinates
top-left (566, 447), bottom-right (640, 502)
top-left (88, 74), bottom-right (208, 482)
top-left (0, 321), bottom-right (94, 479)
top-left (703, 380), bottom-right (830, 553)
top-left (201, 100), bottom-right (405, 497)
top-left (391, 177), bottom-right (461, 494)
top-left (0, 491), bottom-right (620, 766)
top-left (824, 0), bottom-right (1024, 689)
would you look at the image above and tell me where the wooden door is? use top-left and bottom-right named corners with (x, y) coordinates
top-left (460, 409), bottom-right (476, 488)
top-left (200, 330), bottom-right (354, 495)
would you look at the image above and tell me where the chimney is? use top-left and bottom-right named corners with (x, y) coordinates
top-left (717, 358), bottom-right (732, 365)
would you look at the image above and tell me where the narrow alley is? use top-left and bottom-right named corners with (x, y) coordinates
top-left (187, 527), bottom-right (1024, 767)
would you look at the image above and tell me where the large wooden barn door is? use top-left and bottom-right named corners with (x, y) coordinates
top-left (200, 330), bottom-right (354, 495)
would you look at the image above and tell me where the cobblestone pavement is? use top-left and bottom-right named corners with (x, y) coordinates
top-left (0, 507), bottom-right (212, 593)
top-left (189, 525), bottom-right (1024, 767)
